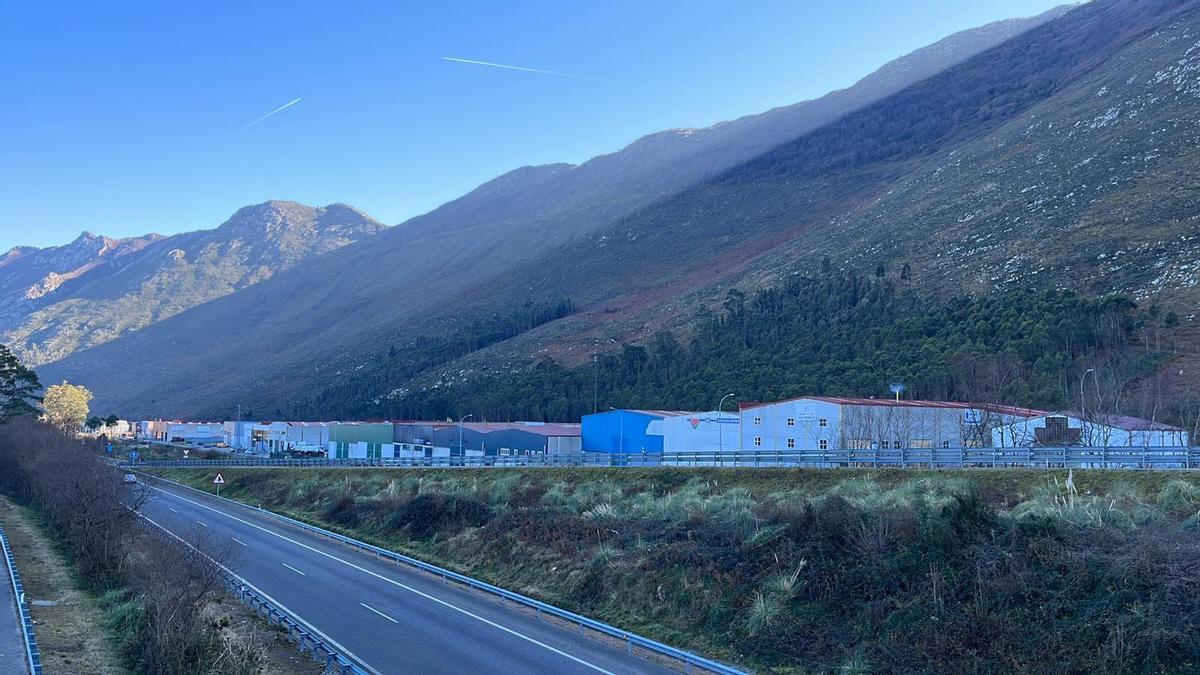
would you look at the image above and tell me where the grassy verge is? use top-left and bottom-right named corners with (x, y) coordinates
top-left (150, 467), bottom-right (1200, 673)
top-left (0, 496), bottom-right (126, 674)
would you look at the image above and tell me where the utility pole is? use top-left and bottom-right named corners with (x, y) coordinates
top-left (593, 355), bottom-right (599, 414)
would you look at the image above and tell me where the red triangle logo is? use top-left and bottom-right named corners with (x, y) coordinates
top-left (689, 417), bottom-right (701, 428)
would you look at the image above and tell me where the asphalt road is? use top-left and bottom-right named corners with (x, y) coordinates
top-left (0, 531), bottom-right (28, 675)
top-left (139, 479), bottom-right (681, 674)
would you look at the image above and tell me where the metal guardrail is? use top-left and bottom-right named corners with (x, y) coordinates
top-left (0, 523), bottom-right (42, 675)
top-left (135, 471), bottom-right (745, 675)
top-left (123, 446), bottom-right (1200, 470)
top-left (122, 454), bottom-right (660, 469)
top-left (135, 512), bottom-right (369, 675)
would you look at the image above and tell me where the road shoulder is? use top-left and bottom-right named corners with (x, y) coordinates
top-left (0, 496), bottom-right (125, 674)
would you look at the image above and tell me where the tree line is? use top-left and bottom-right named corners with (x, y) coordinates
top-left (367, 270), bottom-right (1182, 426)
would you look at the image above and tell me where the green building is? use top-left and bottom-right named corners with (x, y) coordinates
top-left (328, 422), bottom-right (393, 459)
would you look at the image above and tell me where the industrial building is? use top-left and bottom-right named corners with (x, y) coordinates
top-left (287, 422), bottom-right (334, 452)
top-left (328, 422), bottom-right (395, 459)
top-left (430, 422), bottom-right (581, 457)
top-left (660, 412), bottom-right (740, 453)
top-left (392, 421), bottom-right (451, 458)
top-left (739, 397), bottom-right (1046, 452)
top-left (167, 422), bottom-right (224, 445)
top-left (223, 421), bottom-right (253, 450)
top-left (993, 412), bottom-right (1190, 448)
top-left (581, 410), bottom-right (697, 453)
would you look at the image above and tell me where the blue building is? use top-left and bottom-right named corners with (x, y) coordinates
top-left (581, 409), bottom-right (694, 453)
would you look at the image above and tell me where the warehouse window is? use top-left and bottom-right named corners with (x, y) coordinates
top-left (754, 436), bottom-right (762, 447)
top-left (941, 440), bottom-right (951, 449)
top-left (786, 438), bottom-right (795, 448)
top-left (787, 417), bottom-right (795, 426)
top-left (880, 440), bottom-right (890, 450)
top-left (753, 416), bottom-right (762, 426)
top-left (819, 439), bottom-right (828, 450)
top-left (819, 418), bottom-right (828, 427)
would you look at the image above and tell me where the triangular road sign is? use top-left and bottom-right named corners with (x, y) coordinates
top-left (213, 473), bottom-right (226, 485)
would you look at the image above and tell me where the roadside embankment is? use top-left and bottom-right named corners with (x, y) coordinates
top-left (149, 466), bottom-right (1200, 673)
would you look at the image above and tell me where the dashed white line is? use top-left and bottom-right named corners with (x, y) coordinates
top-left (282, 562), bottom-right (306, 576)
top-left (361, 602), bottom-right (399, 624)
top-left (195, 520), bottom-right (207, 527)
top-left (137, 511), bottom-right (382, 675)
top-left (232, 537), bottom-right (248, 547)
top-left (168, 507), bottom-right (179, 513)
top-left (145, 484), bottom-right (615, 674)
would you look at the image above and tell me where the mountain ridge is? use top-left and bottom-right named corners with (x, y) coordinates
top-left (2, 200), bottom-right (386, 366)
top-left (32, 4), bottom-right (1115, 418)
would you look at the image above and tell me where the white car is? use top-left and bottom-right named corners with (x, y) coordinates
top-left (123, 474), bottom-right (137, 483)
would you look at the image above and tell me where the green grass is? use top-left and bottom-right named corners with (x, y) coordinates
top-left (150, 467), bottom-right (1200, 673)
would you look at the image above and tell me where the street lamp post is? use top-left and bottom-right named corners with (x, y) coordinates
top-left (459, 414), bottom-right (473, 457)
top-left (718, 393), bottom-right (735, 455)
top-left (1080, 368), bottom-right (1096, 445)
top-left (1080, 368), bottom-right (1096, 416)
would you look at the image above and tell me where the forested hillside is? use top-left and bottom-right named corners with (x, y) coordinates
top-left (285, 269), bottom-right (1184, 431)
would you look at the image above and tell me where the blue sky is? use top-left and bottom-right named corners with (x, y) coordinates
top-left (0, 0), bottom-right (1070, 251)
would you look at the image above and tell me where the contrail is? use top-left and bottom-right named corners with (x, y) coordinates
top-left (239, 97), bottom-right (302, 131)
top-left (442, 57), bottom-right (598, 80)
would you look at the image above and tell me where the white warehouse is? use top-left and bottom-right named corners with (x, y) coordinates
top-left (659, 412), bottom-right (741, 453)
top-left (739, 396), bottom-right (1046, 452)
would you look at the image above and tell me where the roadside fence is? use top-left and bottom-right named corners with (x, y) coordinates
top-left (122, 445), bottom-right (1200, 470)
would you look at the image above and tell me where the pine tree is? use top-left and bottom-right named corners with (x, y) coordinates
top-left (0, 344), bottom-right (41, 421)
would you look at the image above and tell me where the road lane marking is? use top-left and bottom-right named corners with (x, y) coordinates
top-left (195, 520), bottom-right (207, 527)
top-left (168, 507), bottom-right (179, 513)
top-left (145, 483), bottom-right (616, 674)
top-left (282, 562), bottom-right (306, 576)
top-left (361, 603), bottom-right (399, 624)
top-left (232, 538), bottom-right (248, 547)
top-left (137, 512), bottom-right (382, 675)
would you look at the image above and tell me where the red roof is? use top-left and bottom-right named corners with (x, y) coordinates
top-left (742, 396), bottom-right (1046, 418)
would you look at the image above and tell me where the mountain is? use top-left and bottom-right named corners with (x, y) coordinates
top-left (38, 3), bottom-right (1146, 418)
top-left (301, 0), bottom-right (1200, 420)
top-left (0, 232), bottom-right (162, 320)
top-left (2, 201), bottom-right (386, 366)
